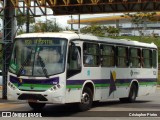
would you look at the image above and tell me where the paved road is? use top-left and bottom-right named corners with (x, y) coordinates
top-left (0, 89), bottom-right (160, 119)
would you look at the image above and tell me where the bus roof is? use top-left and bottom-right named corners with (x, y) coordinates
top-left (79, 34), bottom-right (157, 49)
top-left (16, 32), bottom-right (157, 49)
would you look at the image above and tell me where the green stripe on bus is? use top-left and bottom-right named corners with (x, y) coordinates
top-left (13, 83), bottom-right (53, 88)
top-left (13, 82), bottom-right (157, 90)
top-left (66, 82), bottom-right (157, 89)
top-left (139, 82), bottom-right (157, 86)
top-left (116, 83), bottom-right (130, 86)
top-left (95, 84), bottom-right (109, 87)
top-left (66, 85), bottom-right (82, 89)
top-left (18, 87), bottom-right (48, 91)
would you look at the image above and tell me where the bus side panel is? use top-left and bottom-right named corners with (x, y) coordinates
top-left (138, 85), bottom-right (157, 97)
top-left (137, 68), bottom-right (157, 96)
top-left (65, 88), bottom-right (82, 103)
top-left (112, 68), bottom-right (131, 99)
top-left (65, 74), bottom-right (82, 103)
top-left (94, 87), bottom-right (114, 101)
top-left (65, 67), bottom-right (112, 103)
top-left (109, 68), bottom-right (157, 99)
top-left (114, 87), bottom-right (129, 98)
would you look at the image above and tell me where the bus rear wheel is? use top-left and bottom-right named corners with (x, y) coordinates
top-left (78, 87), bottom-right (93, 111)
top-left (120, 83), bottom-right (138, 103)
top-left (28, 102), bottom-right (46, 110)
top-left (128, 83), bottom-right (138, 103)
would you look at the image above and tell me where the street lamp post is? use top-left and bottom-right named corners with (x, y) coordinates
top-left (70, 15), bottom-right (73, 30)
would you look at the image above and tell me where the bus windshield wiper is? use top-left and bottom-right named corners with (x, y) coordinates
top-left (37, 55), bottom-right (49, 78)
top-left (17, 49), bottom-right (33, 77)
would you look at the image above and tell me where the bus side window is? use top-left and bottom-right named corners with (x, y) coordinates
top-left (117, 46), bottom-right (128, 67)
top-left (142, 49), bottom-right (152, 68)
top-left (101, 45), bottom-right (115, 67)
top-left (83, 42), bottom-right (99, 67)
top-left (129, 48), bottom-right (141, 68)
top-left (152, 50), bottom-right (157, 68)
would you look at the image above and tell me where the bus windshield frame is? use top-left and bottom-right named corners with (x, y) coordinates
top-left (9, 37), bottom-right (68, 77)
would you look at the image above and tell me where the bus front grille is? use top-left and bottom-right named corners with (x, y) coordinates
top-left (18, 94), bottom-right (48, 101)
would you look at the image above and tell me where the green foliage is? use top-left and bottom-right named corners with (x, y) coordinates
top-left (122, 12), bottom-right (156, 25)
top-left (16, 10), bottom-right (35, 35)
top-left (32, 19), bottom-right (63, 32)
top-left (16, 11), bottom-right (35, 27)
top-left (106, 26), bottom-right (120, 36)
top-left (122, 12), bottom-right (156, 35)
top-left (80, 25), bottom-right (107, 36)
top-left (17, 29), bottom-right (25, 35)
top-left (80, 25), bottom-right (120, 37)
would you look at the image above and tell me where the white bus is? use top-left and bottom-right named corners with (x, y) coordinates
top-left (7, 31), bottom-right (158, 111)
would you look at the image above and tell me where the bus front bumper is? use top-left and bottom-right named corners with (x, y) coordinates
top-left (7, 86), bottom-right (65, 104)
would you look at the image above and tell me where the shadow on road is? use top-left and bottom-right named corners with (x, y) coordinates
top-left (30, 104), bottom-right (85, 117)
top-left (92, 100), bottom-right (151, 108)
top-left (27, 100), bottom-right (153, 117)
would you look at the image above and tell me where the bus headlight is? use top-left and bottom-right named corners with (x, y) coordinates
top-left (8, 82), bottom-right (17, 90)
top-left (50, 84), bottom-right (61, 91)
top-left (57, 84), bottom-right (61, 88)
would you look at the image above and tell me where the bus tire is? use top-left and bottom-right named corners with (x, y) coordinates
top-left (28, 102), bottom-right (45, 110)
top-left (119, 83), bottom-right (138, 103)
top-left (128, 83), bottom-right (138, 103)
top-left (78, 87), bottom-right (93, 111)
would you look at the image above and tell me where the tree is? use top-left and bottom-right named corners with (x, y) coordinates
top-left (106, 26), bottom-right (120, 36)
top-left (80, 25), bottom-right (107, 36)
top-left (122, 12), bottom-right (156, 36)
top-left (16, 10), bottom-right (35, 35)
top-left (80, 25), bottom-right (120, 37)
top-left (32, 19), bottom-right (63, 32)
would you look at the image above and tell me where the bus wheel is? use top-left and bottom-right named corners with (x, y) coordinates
top-left (28, 102), bottom-right (45, 110)
top-left (78, 87), bottom-right (93, 111)
top-left (128, 83), bottom-right (138, 103)
top-left (120, 84), bottom-right (138, 103)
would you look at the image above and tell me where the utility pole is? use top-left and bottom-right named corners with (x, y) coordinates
top-left (26, 7), bottom-right (29, 33)
top-left (78, 14), bottom-right (80, 33)
top-left (70, 15), bottom-right (73, 30)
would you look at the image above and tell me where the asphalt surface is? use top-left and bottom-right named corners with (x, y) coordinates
top-left (0, 88), bottom-right (160, 119)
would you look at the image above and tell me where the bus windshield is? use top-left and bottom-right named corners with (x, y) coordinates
top-left (9, 38), bottom-right (67, 77)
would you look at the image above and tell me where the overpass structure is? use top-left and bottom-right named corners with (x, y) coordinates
top-left (1, 0), bottom-right (160, 16)
top-left (1, 0), bottom-right (160, 99)
top-left (67, 12), bottom-right (160, 25)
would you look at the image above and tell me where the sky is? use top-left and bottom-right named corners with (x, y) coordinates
top-left (32, 6), bottom-right (123, 29)
top-left (37, 13), bottom-right (123, 30)
top-left (0, 4), bottom-right (123, 31)
top-left (0, 2), bottom-right (125, 31)
top-left (0, 13), bottom-right (123, 32)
